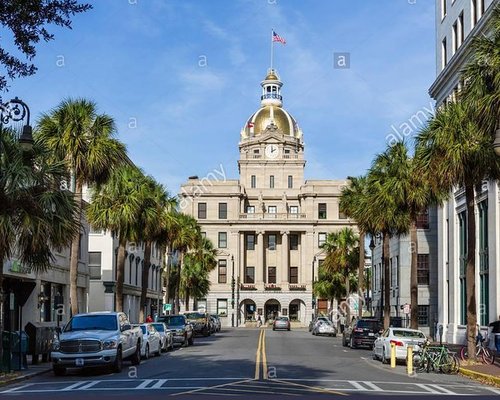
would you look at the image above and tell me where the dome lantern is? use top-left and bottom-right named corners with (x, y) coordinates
top-left (260, 68), bottom-right (283, 107)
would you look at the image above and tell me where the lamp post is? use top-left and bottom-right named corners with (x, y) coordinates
top-left (231, 255), bottom-right (235, 328)
top-left (0, 97), bottom-right (34, 153)
top-left (369, 238), bottom-right (375, 317)
top-left (311, 256), bottom-right (317, 320)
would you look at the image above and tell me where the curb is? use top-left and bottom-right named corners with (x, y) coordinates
top-left (0, 367), bottom-right (51, 387)
top-left (459, 367), bottom-right (500, 388)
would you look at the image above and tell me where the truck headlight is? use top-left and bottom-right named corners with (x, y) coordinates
top-left (52, 341), bottom-right (60, 351)
top-left (102, 340), bottom-right (118, 349)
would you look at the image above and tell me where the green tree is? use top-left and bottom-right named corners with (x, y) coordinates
top-left (0, 128), bottom-right (78, 335)
top-left (37, 98), bottom-right (126, 315)
top-left (86, 165), bottom-right (148, 312)
top-left (416, 100), bottom-right (500, 360)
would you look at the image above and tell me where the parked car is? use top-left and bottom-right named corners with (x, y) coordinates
top-left (184, 312), bottom-right (211, 337)
top-left (312, 320), bottom-right (337, 337)
top-left (51, 312), bottom-right (142, 376)
top-left (136, 323), bottom-right (162, 359)
top-left (309, 316), bottom-right (330, 332)
top-left (210, 314), bottom-right (221, 332)
top-left (342, 318), bottom-right (381, 349)
top-left (151, 322), bottom-right (174, 352)
top-left (157, 314), bottom-right (194, 346)
top-left (273, 316), bottom-right (291, 331)
top-left (373, 328), bottom-right (427, 364)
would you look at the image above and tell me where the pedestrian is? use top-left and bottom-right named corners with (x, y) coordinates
top-left (489, 315), bottom-right (500, 353)
top-left (257, 315), bottom-right (262, 327)
top-left (339, 314), bottom-right (346, 334)
top-left (146, 315), bottom-right (153, 323)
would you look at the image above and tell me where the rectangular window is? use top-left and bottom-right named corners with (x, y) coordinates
top-left (251, 175), bottom-right (256, 188)
top-left (217, 299), bottom-right (228, 316)
top-left (458, 12), bottom-right (464, 47)
top-left (289, 206), bottom-right (298, 214)
top-left (338, 206), bottom-right (347, 219)
top-left (417, 254), bottom-right (430, 285)
top-left (318, 232), bottom-right (327, 247)
top-left (452, 21), bottom-right (458, 53)
top-left (459, 211), bottom-right (467, 325)
top-left (246, 233), bottom-right (255, 250)
top-left (268, 234), bottom-right (276, 250)
top-left (218, 203), bottom-right (227, 219)
top-left (441, 0), bottom-right (446, 19)
top-left (442, 38), bottom-right (448, 69)
top-left (289, 267), bottom-right (298, 284)
top-left (198, 202), bottom-right (207, 219)
top-left (289, 234), bottom-right (299, 250)
top-left (218, 260), bottom-right (227, 284)
top-left (88, 252), bottom-right (102, 280)
top-left (268, 205), bottom-right (277, 214)
top-left (245, 266), bottom-right (255, 284)
top-left (268, 267), bottom-right (276, 284)
top-left (479, 200), bottom-right (489, 325)
top-left (288, 175), bottom-right (293, 189)
top-left (218, 232), bottom-right (227, 248)
top-left (472, 0), bottom-right (478, 27)
top-left (78, 233), bottom-right (83, 260)
top-left (318, 203), bottom-right (327, 219)
top-left (416, 209), bottom-right (430, 229)
top-left (269, 175), bottom-right (275, 189)
top-left (246, 205), bottom-right (255, 214)
top-left (418, 305), bottom-right (429, 326)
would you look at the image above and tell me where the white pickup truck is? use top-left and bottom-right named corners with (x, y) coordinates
top-left (51, 311), bottom-right (143, 376)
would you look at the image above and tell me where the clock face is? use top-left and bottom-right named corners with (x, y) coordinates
top-left (265, 144), bottom-right (279, 159)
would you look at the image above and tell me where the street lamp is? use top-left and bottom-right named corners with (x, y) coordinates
top-left (0, 97), bottom-right (34, 152)
top-left (231, 255), bottom-right (235, 328)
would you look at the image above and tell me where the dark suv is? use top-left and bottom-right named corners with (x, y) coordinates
top-left (183, 312), bottom-right (211, 337)
top-left (157, 314), bottom-right (194, 346)
top-left (342, 318), bottom-right (381, 349)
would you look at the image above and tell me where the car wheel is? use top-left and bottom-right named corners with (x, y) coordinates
top-left (350, 337), bottom-right (357, 349)
top-left (188, 336), bottom-right (194, 346)
top-left (53, 365), bottom-right (66, 376)
top-left (372, 351), bottom-right (378, 360)
top-left (113, 348), bottom-right (123, 373)
top-left (287, 327), bottom-right (290, 331)
top-left (144, 343), bottom-right (150, 360)
top-left (382, 348), bottom-right (388, 364)
top-left (131, 342), bottom-right (141, 365)
top-left (156, 344), bottom-right (161, 356)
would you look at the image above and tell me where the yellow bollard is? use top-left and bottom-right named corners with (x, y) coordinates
top-left (407, 345), bottom-right (413, 375)
top-left (390, 342), bottom-right (396, 368)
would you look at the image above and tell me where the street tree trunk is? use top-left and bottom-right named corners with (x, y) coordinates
top-left (139, 241), bottom-right (152, 323)
top-left (465, 183), bottom-right (478, 362)
top-left (165, 246), bottom-right (171, 308)
top-left (345, 274), bottom-right (351, 323)
top-left (410, 221), bottom-right (419, 329)
top-left (69, 181), bottom-right (83, 316)
top-left (358, 231), bottom-right (365, 318)
top-left (174, 252), bottom-right (183, 314)
top-left (115, 240), bottom-right (126, 312)
top-left (383, 233), bottom-right (391, 330)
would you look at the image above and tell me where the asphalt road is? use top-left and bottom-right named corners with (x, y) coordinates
top-left (0, 328), bottom-right (499, 399)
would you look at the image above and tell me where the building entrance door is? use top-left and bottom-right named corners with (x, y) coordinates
top-left (264, 299), bottom-right (281, 322)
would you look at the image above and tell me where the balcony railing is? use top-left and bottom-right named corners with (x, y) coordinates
top-left (239, 213), bottom-right (307, 220)
top-left (261, 93), bottom-right (282, 101)
top-left (240, 284), bottom-right (257, 291)
top-left (289, 284), bottom-right (307, 291)
top-left (264, 284), bottom-right (281, 291)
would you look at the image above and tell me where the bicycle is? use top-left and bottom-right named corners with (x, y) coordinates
top-left (413, 342), bottom-right (460, 374)
top-left (460, 337), bottom-right (495, 365)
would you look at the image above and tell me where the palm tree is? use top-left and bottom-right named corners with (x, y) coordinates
top-left (170, 213), bottom-right (200, 313)
top-left (0, 128), bottom-right (78, 338)
top-left (37, 98), bottom-right (126, 315)
top-left (340, 176), bottom-right (373, 318)
top-left (86, 165), bottom-right (148, 312)
top-left (367, 158), bottom-right (411, 329)
top-left (321, 228), bottom-right (359, 322)
top-left (416, 100), bottom-right (500, 361)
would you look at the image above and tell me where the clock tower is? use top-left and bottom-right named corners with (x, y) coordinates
top-left (238, 69), bottom-right (305, 196)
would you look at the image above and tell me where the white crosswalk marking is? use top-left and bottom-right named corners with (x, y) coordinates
top-left (415, 383), bottom-right (442, 394)
top-left (427, 383), bottom-right (457, 395)
top-left (135, 379), bottom-right (155, 389)
top-left (348, 381), bottom-right (366, 391)
top-left (363, 381), bottom-right (382, 391)
top-left (150, 379), bottom-right (168, 389)
top-left (77, 381), bottom-right (101, 390)
top-left (61, 382), bottom-right (88, 391)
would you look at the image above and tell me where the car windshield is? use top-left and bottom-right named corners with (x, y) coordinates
top-left (184, 312), bottom-right (205, 319)
top-left (356, 320), bottom-right (379, 330)
top-left (140, 326), bottom-right (147, 334)
top-left (277, 317), bottom-right (289, 321)
top-left (160, 316), bottom-right (185, 326)
top-left (152, 323), bottom-right (165, 332)
top-left (64, 315), bottom-right (117, 332)
top-left (393, 330), bottom-right (426, 339)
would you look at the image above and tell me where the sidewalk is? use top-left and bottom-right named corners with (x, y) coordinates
top-left (0, 355), bottom-right (52, 387)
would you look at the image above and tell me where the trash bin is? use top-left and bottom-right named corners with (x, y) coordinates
top-left (25, 322), bottom-right (57, 364)
top-left (11, 331), bottom-right (28, 370)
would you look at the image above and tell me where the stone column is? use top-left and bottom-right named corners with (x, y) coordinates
top-left (281, 231), bottom-right (289, 285)
top-left (256, 231), bottom-right (264, 285)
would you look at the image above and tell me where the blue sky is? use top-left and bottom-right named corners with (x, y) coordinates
top-left (1, 0), bottom-right (436, 194)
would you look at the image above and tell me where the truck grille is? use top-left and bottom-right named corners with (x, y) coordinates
top-left (60, 339), bottom-right (102, 353)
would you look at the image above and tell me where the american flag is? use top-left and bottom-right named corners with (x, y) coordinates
top-left (272, 30), bottom-right (286, 45)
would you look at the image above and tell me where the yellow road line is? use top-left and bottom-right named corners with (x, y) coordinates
top-left (255, 329), bottom-right (264, 380)
top-left (262, 329), bottom-right (268, 380)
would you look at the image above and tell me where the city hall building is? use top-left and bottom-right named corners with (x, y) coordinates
top-left (180, 69), bottom-right (356, 327)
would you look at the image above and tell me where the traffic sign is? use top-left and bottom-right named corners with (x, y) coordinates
top-left (163, 303), bottom-right (172, 312)
top-left (403, 304), bottom-right (411, 315)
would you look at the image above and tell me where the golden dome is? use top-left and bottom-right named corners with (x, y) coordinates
top-left (265, 71), bottom-right (279, 80)
top-left (242, 105), bottom-right (301, 138)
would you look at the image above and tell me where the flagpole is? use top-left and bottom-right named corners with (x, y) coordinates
top-left (270, 29), bottom-right (274, 70)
